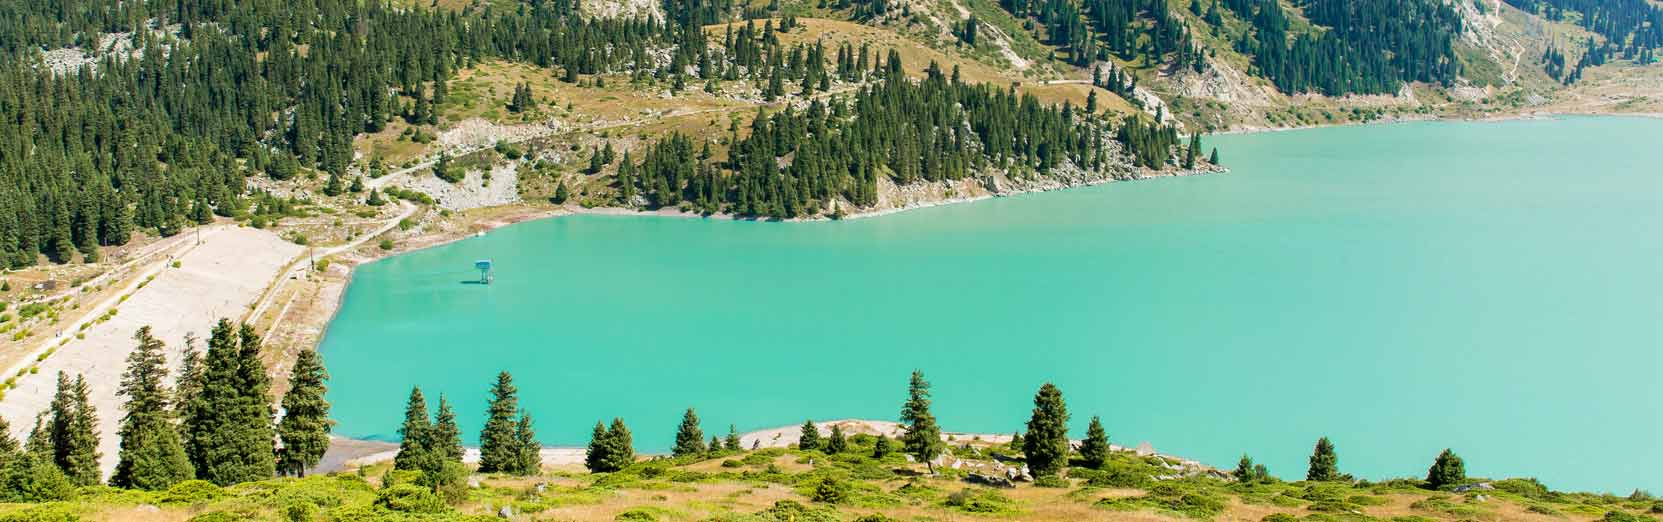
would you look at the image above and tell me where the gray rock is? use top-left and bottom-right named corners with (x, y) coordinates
top-left (966, 472), bottom-right (1016, 489)
top-left (498, 505), bottom-right (514, 518)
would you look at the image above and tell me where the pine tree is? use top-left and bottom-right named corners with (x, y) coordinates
top-left (512, 413), bottom-right (540, 476)
top-left (0, 416), bottom-right (71, 503)
top-left (1184, 134), bottom-right (1201, 169)
top-left (825, 425), bottom-right (847, 454)
top-left (1234, 454), bottom-right (1256, 482)
top-left (393, 387), bottom-right (432, 471)
top-left (1022, 383), bottom-right (1069, 478)
top-left (478, 372), bottom-right (522, 474)
top-left (277, 350), bottom-right (331, 477)
top-left (111, 327), bottom-right (193, 490)
top-left (672, 408), bottom-right (706, 457)
top-left (552, 181), bottom-right (571, 204)
top-left (430, 397), bottom-right (463, 465)
top-left (184, 320), bottom-right (277, 485)
top-left (1009, 432), bottom-right (1024, 451)
top-left (872, 434), bottom-right (891, 458)
top-left (585, 421), bottom-right (611, 473)
top-left (1079, 416), bottom-right (1109, 469)
top-left (725, 425), bottom-right (741, 451)
top-left (48, 372), bottom-right (100, 486)
top-left (323, 172), bottom-right (343, 196)
top-left (601, 418), bottom-right (635, 472)
top-left (798, 420), bottom-right (820, 451)
top-left (1425, 449), bottom-right (1465, 489)
top-left (900, 371), bottom-right (944, 472)
top-left (1209, 147), bottom-right (1219, 165)
top-left (1306, 437), bottom-right (1339, 481)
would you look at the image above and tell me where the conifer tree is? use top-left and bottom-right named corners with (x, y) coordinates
top-left (1009, 432), bottom-right (1024, 450)
top-left (393, 387), bottom-right (432, 471)
top-left (277, 350), bottom-right (331, 477)
top-left (672, 408), bottom-right (706, 457)
top-left (1079, 416), bottom-right (1110, 469)
top-left (872, 434), bottom-right (891, 458)
top-left (512, 413), bottom-right (540, 476)
top-left (112, 327), bottom-right (193, 490)
top-left (601, 418), bottom-right (635, 472)
top-left (900, 371), bottom-right (944, 472)
top-left (1209, 147), bottom-right (1220, 165)
top-left (0, 416), bottom-right (71, 503)
top-left (1022, 383), bottom-right (1069, 478)
top-left (430, 397), bottom-right (463, 465)
top-left (725, 425), bottom-right (741, 451)
top-left (798, 420), bottom-right (820, 451)
top-left (553, 181), bottom-right (571, 204)
top-left (709, 436), bottom-right (722, 453)
top-left (585, 421), bottom-right (612, 473)
top-left (48, 372), bottom-right (100, 486)
top-left (184, 320), bottom-right (277, 485)
top-left (825, 425), bottom-right (847, 454)
top-left (1306, 437), bottom-right (1340, 481)
top-left (1425, 449), bottom-right (1465, 489)
top-left (478, 372), bottom-right (522, 474)
top-left (1234, 454), bottom-right (1256, 482)
top-left (25, 415), bottom-right (50, 463)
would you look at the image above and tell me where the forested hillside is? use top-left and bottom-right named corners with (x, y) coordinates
top-left (0, 0), bottom-right (1194, 267)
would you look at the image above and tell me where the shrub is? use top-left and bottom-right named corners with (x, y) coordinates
top-left (1262, 514), bottom-right (1298, 522)
top-left (1034, 475), bottom-right (1069, 488)
top-left (1603, 511), bottom-right (1650, 522)
top-left (944, 488), bottom-right (1015, 514)
top-left (378, 239), bottom-right (394, 251)
top-left (284, 501), bottom-right (320, 522)
top-left (753, 500), bottom-right (841, 522)
top-left (853, 515), bottom-right (898, 522)
top-left (809, 477), bottom-right (849, 504)
top-left (187, 513), bottom-right (242, 522)
top-left (0, 457), bottom-right (74, 503)
top-left (0, 505), bottom-right (80, 522)
top-left (373, 484), bottom-right (447, 514)
top-left (615, 509), bottom-right (658, 522)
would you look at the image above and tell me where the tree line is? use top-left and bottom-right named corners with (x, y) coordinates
top-left (1215, 0), bottom-right (1462, 95)
top-left (0, 0), bottom-right (683, 267)
top-left (0, 320), bottom-right (333, 501)
top-left (1505, 0), bottom-right (1663, 62)
top-left (612, 51), bottom-right (1186, 219)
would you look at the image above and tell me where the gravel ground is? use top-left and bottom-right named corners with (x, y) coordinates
top-left (0, 227), bottom-right (303, 477)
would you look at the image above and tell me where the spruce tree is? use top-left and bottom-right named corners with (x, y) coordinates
top-left (725, 425), bottom-right (741, 451)
top-left (672, 408), bottom-right (706, 457)
top-left (585, 421), bottom-right (611, 473)
top-left (48, 372), bottom-right (101, 486)
top-left (1234, 454), bottom-right (1256, 483)
top-left (430, 397), bottom-right (463, 465)
top-left (601, 418), bottom-right (635, 472)
top-left (1022, 383), bottom-right (1070, 478)
top-left (553, 181), bottom-right (571, 204)
top-left (900, 371), bottom-right (943, 472)
top-left (1209, 147), bottom-right (1220, 165)
top-left (872, 434), bottom-right (891, 458)
top-left (277, 350), bottom-right (331, 477)
top-left (173, 335), bottom-right (203, 442)
top-left (1079, 416), bottom-right (1109, 470)
top-left (112, 327), bottom-right (194, 490)
top-left (798, 420), bottom-right (820, 451)
top-left (825, 425), bottom-right (847, 454)
top-left (393, 387), bottom-right (432, 471)
top-left (477, 372), bottom-right (521, 474)
top-left (184, 320), bottom-right (277, 485)
top-left (1425, 449), bottom-right (1465, 489)
top-left (1306, 437), bottom-right (1339, 481)
top-left (512, 413), bottom-right (540, 476)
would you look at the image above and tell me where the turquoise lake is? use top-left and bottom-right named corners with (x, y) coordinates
top-left (319, 116), bottom-right (1661, 493)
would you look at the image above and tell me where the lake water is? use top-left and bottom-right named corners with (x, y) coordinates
top-left (319, 117), bottom-right (1661, 493)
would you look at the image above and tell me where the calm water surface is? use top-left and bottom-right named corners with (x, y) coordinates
top-left (320, 117), bottom-right (1661, 492)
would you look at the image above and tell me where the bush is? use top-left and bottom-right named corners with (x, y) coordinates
top-left (1262, 514), bottom-right (1298, 522)
top-left (0, 456), bottom-right (73, 503)
top-left (284, 502), bottom-right (320, 522)
top-left (1603, 511), bottom-right (1650, 522)
top-left (615, 509), bottom-right (658, 522)
top-left (0, 505), bottom-right (80, 522)
top-left (1034, 475), bottom-right (1069, 488)
top-left (187, 513), bottom-right (243, 522)
top-left (944, 488), bottom-right (1015, 514)
top-left (378, 239), bottom-right (394, 251)
top-left (753, 500), bottom-right (841, 522)
top-left (373, 484), bottom-right (448, 514)
top-left (809, 477), bottom-right (849, 504)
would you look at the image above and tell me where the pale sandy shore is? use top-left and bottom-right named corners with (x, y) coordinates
top-left (315, 418), bottom-right (1214, 474)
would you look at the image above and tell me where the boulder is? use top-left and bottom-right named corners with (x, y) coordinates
top-left (966, 473), bottom-right (1016, 489)
top-left (498, 505), bottom-right (514, 519)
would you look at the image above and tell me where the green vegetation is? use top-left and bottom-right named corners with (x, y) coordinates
top-left (110, 328), bottom-right (192, 490)
top-left (1306, 436), bottom-right (1341, 482)
top-left (1021, 383), bottom-right (1069, 478)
